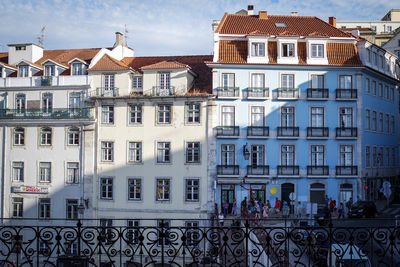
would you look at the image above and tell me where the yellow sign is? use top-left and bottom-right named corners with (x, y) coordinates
top-left (270, 187), bottom-right (277, 195)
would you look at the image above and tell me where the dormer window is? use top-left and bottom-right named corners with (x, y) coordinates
top-left (282, 43), bottom-right (295, 57)
top-left (15, 46), bottom-right (26, 51)
top-left (18, 65), bottom-right (29, 77)
top-left (311, 44), bottom-right (324, 58)
top-left (44, 65), bottom-right (55, 76)
top-left (251, 43), bottom-right (265, 57)
top-left (133, 76), bottom-right (143, 90)
top-left (72, 63), bottom-right (84, 75)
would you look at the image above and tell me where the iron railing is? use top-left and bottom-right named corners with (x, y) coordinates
top-left (0, 108), bottom-right (91, 119)
top-left (89, 87), bottom-right (119, 97)
top-left (307, 165), bottom-right (329, 175)
top-left (247, 126), bottom-right (269, 138)
top-left (216, 126), bottom-right (240, 137)
top-left (152, 86), bottom-right (176, 96)
top-left (336, 127), bottom-right (357, 138)
top-left (307, 127), bottom-right (329, 138)
top-left (247, 165), bottom-right (269, 176)
top-left (217, 165), bottom-right (239, 175)
top-left (277, 165), bottom-right (300, 175)
top-left (307, 88), bottom-right (329, 99)
top-left (216, 87), bottom-right (239, 98)
top-left (336, 165), bottom-right (358, 176)
top-left (277, 88), bottom-right (299, 99)
top-left (41, 76), bottom-right (53, 86)
top-left (246, 87), bottom-right (269, 98)
top-left (277, 127), bottom-right (299, 137)
top-left (335, 89), bottom-right (357, 99)
top-left (1, 218), bottom-right (397, 266)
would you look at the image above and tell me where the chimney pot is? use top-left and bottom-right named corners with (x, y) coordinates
top-left (328, 17), bottom-right (336, 28)
top-left (259, 11), bottom-right (268, 19)
top-left (114, 32), bottom-right (123, 47)
top-left (247, 5), bottom-right (254, 15)
top-left (291, 12), bottom-right (298, 16)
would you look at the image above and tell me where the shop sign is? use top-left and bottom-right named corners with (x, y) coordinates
top-left (12, 186), bottom-right (48, 194)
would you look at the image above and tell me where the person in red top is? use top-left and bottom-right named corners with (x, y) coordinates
top-left (274, 197), bottom-right (281, 216)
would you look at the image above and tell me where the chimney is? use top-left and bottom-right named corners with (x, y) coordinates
top-left (259, 11), bottom-right (268, 19)
top-left (247, 5), bottom-right (254, 15)
top-left (291, 12), bottom-right (298, 16)
top-left (114, 32), bottom-right (123, 47)
top-left (329, 17), bottom-right (336, 28)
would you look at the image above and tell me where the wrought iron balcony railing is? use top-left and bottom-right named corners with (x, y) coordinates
top-left (247, 165), bottom-right (269, 176)
top-left (217, 165), bottom-right (239, 175)
top-left (307, 88), bottom-right (329, 99)
top-left (152, 86), bottom-right (176, 96)
top-left (277, 127), bottom-right (299, 138)
top-left (89, 87), bottom-right (119, 97)
top-left (277, 165), bottom-right (299, 175)
top-left (336, 127), bottom-right (357, 138)
top-left (41, 76), bottom-right (53, 86)
top-left (246, 87), bottom-right (269, 98)
top-left (216, 126), bottom-right (240, 137)
top-left (247, 126), bottom-right (269, 138)
top-left (0, 108), bottom-right (91, 119)
top-left (336, 89), bottom-right (357, 100)
top-left (307, 127), bottom-right (329, 138)
top-left (216, 87), bottom-right (239, 98)
top-left (277, 88), bottom-right (299, 99)
top-left (307, 165), bottom-right (329, 175)
top-left (336, 165), bottom-right (358, 176)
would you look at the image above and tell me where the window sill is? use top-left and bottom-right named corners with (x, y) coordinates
top-left (126, 161), bottom-right (143, 165)
top-left (184, 162), bottom-right (202, 165)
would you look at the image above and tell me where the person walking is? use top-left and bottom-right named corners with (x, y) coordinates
top-left (241, 197), bottom-right (248, 217)
top-left (218, 212), bottom-right (224, 226)
top-left (263, 203), bottom-right (269, 219)
top-left (274, 197), bottom-right (281, 216)
top-left (255, 201), bottom-right (261, 219)
top-left (338, 202), bottom-right (345, 219)
top-left (346, 197), bottom-right (353, 217)
top-left (232, 199), bottom-right (237, 215)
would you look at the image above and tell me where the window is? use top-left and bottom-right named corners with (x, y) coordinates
top-left (365, 78), bottom-right (370, 94)
top-left (311, 44), bottom-right (324, 58)
top-left (39, 240), bottom-right (50, 255)
top-left (159, 72), bottom-right (170, 90)
top-left (391, 115), bottom-right (395, 134)
top-left (129, 104), bottom-right (142, 124)
top-left (156, 179), bottom-right (170, 201)
top-left (16, 46), bottom-right (26, 51)
top-left (128, 178), bottom-right (141, 200)
top-left (185, 221), bottom-right (200, 246)
top-left (157, 104), bottom-right (171, 124)
top-left (15, 94), bottom-right (25, 111)
top-left (39, 162), bottom-right (51, 183)
top-left (100, 178), bottom-right (113, 200)
top-left (69, 92), bottom-right (81, 109)
top-left (186, 142), bottom-right (200, 163)
top-left (310, 107), bottom-right (324, 127)
top-left (251, 43), bottom-right (265, 56)
top-left (66, 199), bottom-right (78, 220)
top-left (367, 49), bottom-right (371, 62)
top-left (128, 142), bottom-right (142, 163)
top-left (101, 105), bottom-right (114, 124)
top-left (385, 85), bottom-right (389, 100)
top-left (379, 112), bottom-right (383, 132)
top-left (13, 127), bottom-right (25, 146)
top-left (281, 74), bottom-right (294, 88)
top-left (392, 147), bottom-right (396, 167)
top-left (385, 114), bottom-right (390, 133)
top-left (339, 107), bottom-right (353, 128)
top-left (12, 197), bottom-right (23, 217)
top-left (66, 162), bottom-right (79, 184)
top-left (373, 146), bottom-right (377, 167)
top-left (221, 106), bottom-right (235, 126)
top-left (185, 179), bottom-right (199, 202)
top-left (72, 63), bottom-right (84, 75)
top-left (186, 103), bottom-right (200, 124)
top-left (39, 199), bottom-right (50, 219)
top-left (221, 144), bottom-right (235, 165)
top-left (44, 65), bottom-right (55, 76)
top-left (157, 220), bottom-right (171, 245)
top-left (281, 107), bottom-right (295, 127)
top-left (101, 141), bottom-right (114, 162)
top-left (132, 76), bottom-right (142, 90)
top-left (42, 93), bottom-right (53, 113)
top-left (365, 110), bottom-right (370, 131)
top-left (379, 147), bottom-right (384, 167)
top-left (311, 145), bottom-right (324, 166)
top-left (340, 145), bottom-right (353, 166)
top-left (339, 75), bottom-right (352, 89)
top-left (67, 127), bottom-right (80, 145)
top-left (222, 73), bottom-right (235, 88)
top-left (379, 83), bottom-right (383, 98)
top-left (387, 26), bottom-right (392, 32)
top-left (251, 73), bottom-right (265, 88)
top-left (66, 242), bottom-right (78, 255)
top-left (366, 146), bottom-right (370, 168)
top-left (100, 219), bottom-right (113, 244)
top-left (12, 162), bottom-right (24, 182)
top-left (390, 87), bottom-right (394, 101)
top-left (251, 145), bottom-right (265, 166)
top-left (281, 145), bottom-right (295, 166)
top-left (282, 43), bottom-right (295, 57)
top-left (251, 106), bottom-right (264, 126)
top-left (127, 220), bottom-right (140, 244)
top-left (372, 111), bottom-right (377, 131)
top-left (18, 65), bottom-right (29, 77)
top-left (310, 75), bottom-right (324, 88)
top-left (373, 52), bottom-right (377, 65)
top-left (372, 80), bottom-right (377, 96)
top-left (157, 142), bottom-right (170, 163)
top-left (386, 147), bottom-right (390, 167)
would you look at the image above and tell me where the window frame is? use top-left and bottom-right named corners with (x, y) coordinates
top-left (128, 141), bottom-right (142, 163)
top-left (39, 162), bottom-right (51, 183)
top-left (282, 43), bottom-right (295, 57)
top-left (132, 76), bottom-right (143, 90)
top-left (12, 197), bottom-right (23, 218)
top-left (128, 178), bottom-right (142, 201)
top-left (38, 198), bottom-right (51, 219)
top-left (66, 199), bottom-right (79, 220)
top-left (185, 102), bottom-right (201, 124)
top-left (365, 109), bottom-right (370, 131)
top-left (366, 146), bottom-right (371, 168)
top-left (281, 144), bottom-right (295, 166)
top-left (251, 42), bottom-right (265, 57)
top-left (13, 127), bottom-right (25, 146)
top-left (12, 162), bottom-right (24, 182)
top-left (311, 44), bottom-right (324, 58)
top-left (157, 142), bottom-right (171, 163)
top-left (67, 127), bottom-right (80, 146)
top-left (157, 104), bottom-right (172, 124)
top-left (129, 104), bottom-right (142, 124)
top-left (101, 105), bottom-right (114, 125)
top-left (100, 177), bottom-right (113, 200)
top-left (156, 178), bottom-right (170, 201)
top-left (101, 141), bottom-right (114, 162)
top-left (186, 142), bottom-right (200, 164)
top-left (185, 178), bottom-right (200, 202)
top-left (40, 127), bottom-right (52, 146)
top-left (66, 162), bottom-right (79, 184)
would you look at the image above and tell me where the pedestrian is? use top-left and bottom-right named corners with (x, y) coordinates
top-left (223, 201), bottom-right (229, 216)
top-left (232, 199), bottom-right (237, 215)
top-left (218, 212), bottom-right (224, 226)
top-left (274, 197), bottom-right (281, 216)
top-left (263, 203), bottom-right (269, 219)
top-left (324, 195), bottom-right (329, 206)
top-left (338, 202), bottom-right (345, 219)
top-left (255, 201), bottom-right (261, 219)
top-left (266, 200), bottom-right (271, 210)
top-left (241, 197), bottom-right (248, 217)
top-left (356, 195), bottom-right (361, 205)
top-left (329, 198), bottom-right (334, 213)
top-left (296, 201), bottom-right (302, 217)
top-left (346, 197), bottom-right (353, 217)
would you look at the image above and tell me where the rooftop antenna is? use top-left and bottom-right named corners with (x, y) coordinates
top-left (38, 26), bottom-right (46, 46)
top-left (124, 24), bottom-right (129, 46)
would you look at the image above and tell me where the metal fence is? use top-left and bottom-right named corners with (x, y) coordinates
top-left (0, 218), bottom-right (399, 266)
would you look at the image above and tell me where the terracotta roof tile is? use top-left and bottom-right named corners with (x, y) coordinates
top-left (217, 14), bottom-right (351, 38)
top-left (218, 40), bottom-right (247, 63)
top-left (87, 54), bottom-right (130, 71)
top-left (141, 60), bottom-right (190, 70)
top-left (327, 43), bottom-right (362, 66)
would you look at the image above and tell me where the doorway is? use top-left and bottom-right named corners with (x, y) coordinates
top-left (221, 185), bottom-right (235, 213)
top-left (310, 183), bottom-right (325, 204)
top-left (281, 183), bottom-right (295, 204)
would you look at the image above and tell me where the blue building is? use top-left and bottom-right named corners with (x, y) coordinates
top-left (208, 8), bottom-right (399, 212)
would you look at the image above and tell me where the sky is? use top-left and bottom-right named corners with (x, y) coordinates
top-left (0, 0), bottom-right (398, 56)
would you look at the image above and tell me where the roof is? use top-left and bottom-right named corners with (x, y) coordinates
top-left (88, 54), bottom-right (130, 71)
top-left (216, 13), bottom-right (351, 38)
top-left (141, 60), bottom-right (191, 70)
top-left (342, 28), bottom-right (374, 32)
top-left (122, 55), bottom-right (213, 93)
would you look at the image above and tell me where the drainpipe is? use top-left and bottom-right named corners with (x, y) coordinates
top-left (79, 124), bottom-right (84, 216)
top-left (1, 126), bottom-right (6, 224)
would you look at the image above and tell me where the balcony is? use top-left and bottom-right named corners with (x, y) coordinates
top-left (41, 76), bottom-right (53, 86)
top-left (277, 165), bottom-right (300, 176)
top-left (247, 126), bottom-right (269, 138)
top-left (89, 87), bottom-right (119, 97)
top-left (307, 166), bottom-right (329, 176)
top-left (247, 165), bottom-right (269, 176)
top-left (216, 126), bottom-right (239, 138)
top-left (0, 108), bottom-right (91, 120)
top-left (152, 86), bottom-right (175, 96)
top-left (277, 127), bottom-right (299, 138)
top-left (245, 87), bottom-right (269, 99)
top-left (216, 87), bottom-right (239, 98)
top-left (336, 166), bottom-right (358, 176)
top-left (307, 88), bottom-right (329, 100)
top-left (335, 89), bottom-right (357, 100)
top-left (0, 76), bottom-right (91, 87)
top-left (277, 88), bottom-right (299, 100)
top-left (217, 165), bottom-right (239, 176)
top-left (307, 127), bottom-right (329, 138)
top-left (336, 127), bottom-right (357, 139)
